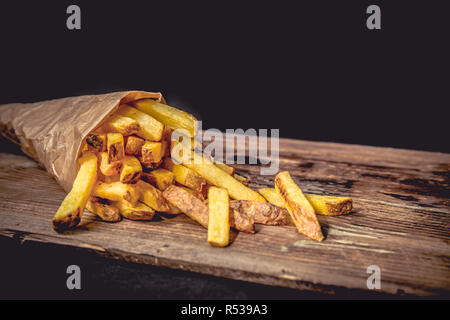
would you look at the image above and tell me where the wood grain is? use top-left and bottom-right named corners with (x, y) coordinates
top-left (0, 137), bottom-right (449, 296)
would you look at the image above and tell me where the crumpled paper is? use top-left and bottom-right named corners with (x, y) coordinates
top-left (0, 91), bottom-right (166, 192)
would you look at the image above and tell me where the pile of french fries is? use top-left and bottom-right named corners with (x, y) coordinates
top-left (52, 99), bottom-right (353, 246)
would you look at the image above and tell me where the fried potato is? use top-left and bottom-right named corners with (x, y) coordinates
top-left (52, 152), bottom-right (98, 231)
top-left (114, 200), bottom-right (156, 221)
top-left (258, 188), bottom-right (353, 216)
top-left (86, 197), bottom-right (121, 222)
top-left (98, 152), bottom-right (122, 176)
top-left (141, 168), bottom-right (174, 191)
top-left (107, 133), bottom-right (125, 163)
top-left (275, 172), bottom-right (323, 241)
top-left (163, 185), bottom-right (254, 232)
top-left (182, 151), bottom-right (266, 202)
top-left (171, 164), bottom-right (208, 199)
top-left (133, 99), bottom-right (197, 137)
top-left (136, 180), bottom-right (170, 212)
top-left (161, 126), bottom-right (173, 158)
top-left (108, 115), bottom-right (140, 136)
top-left (85, 134), bottom-right (106, 152)
top-left (162, 157), bottom-right (175, 171)
top-left (208, 187), bottom-right (230, 247)
top-left (125, 135), bottom-right (145, 156)
top-left (229, 200), bottom-right (292, 226)
top-left (216, 163), bottom-right (234, 176)
top-left (119, 104), bottom-right (163, 141)
top-left (120, 156), bottom-right (142, 184)
top-left (233, 173), bottom-right (248, 186)
top-left (103, 174), bottom-right (120, 183)
top-left (93, 181), bottom-right (139, 205)
top-left (140, 141), bottom-right (163, 168)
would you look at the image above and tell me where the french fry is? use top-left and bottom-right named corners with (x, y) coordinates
top-left (140, 141), bottom-right (163, 168)
top-left (93, 181), bottom-right (139, 205)
top-left (233, 173), bottom-right (248, 186)
top-left (118, 104), bottom-right (163, 141)
top-left (171, 164), bottom-right (208, 199)
top-left (125, 135), bottom-right (145, 156)
top-left (141, 168), bottom-right (174, 191)
top-left (258, 188), bottom-right (353, 216)
top-left (114, 200), bottom-right (156, 221)
top-left (52, 152), bottom-right (98, 231)
top-left (98, 152), bottom-right (122, 176)
top-left (103, 174), bottom-right (120, 183)
top-left (208, 187), bottom-right (230, 247)
top-left (229, 200), bottom-right (292, 226)
top-left (120, 156), bottom-right (142, 184)
top-left (162, 157), bottom-right (175, 171)
top-left (108, 115), bottom-right (140, 136)
top-left (161, 126), bottom-right (173, 158)
top-left (133, 99), bottom-right (197, 137)
top-left (136, 180), bottom-right (170, 212)
top-left (85, 134), bottom-right (106, 152)
top-left (182, 151), bottom-right (266, 202)
top-left (275, 172), bottom-right (323, 241)
top-left (86, 197), bottom-right (121, 222)
top-left (163, 186), bottom-right (254, 232)
top-left (107, 133), bottom-right (125, 163)
top-left (216, 163), bottom-right (234, 176)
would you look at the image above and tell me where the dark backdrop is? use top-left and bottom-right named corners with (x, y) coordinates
top-left (0, 1), bottom-right (448, 153)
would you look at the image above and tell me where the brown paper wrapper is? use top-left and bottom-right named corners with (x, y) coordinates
top-left (0, 91), bottom-right (166, 192)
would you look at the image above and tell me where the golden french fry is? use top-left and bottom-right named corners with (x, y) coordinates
top-left (215, 163), bottom-right (234, 176)
top-left (114, 200), bottom-right (156, 221)
top-left (229, 200), bottom-right (292, 226)
top-left (181, 151), bottom-right (266, 202)
top-left (125, 135), bottom-right (145, 156)
top-left (85, 134), bottom-right (106, 152)
top-left (98, 152), bottom-right (122, 176)
top-left (103, 174), bottom-right (120, 183)
top-left (140, 141), bottom-right (163, 168)
top-left (171, 164), bottom-right (208, 199)
top-left (233, 173), bottom-right (248, 186)
top-left (133, 99), bottom-right (197, 137)
top-left (141, 168), bottom-right (174, 191)
top-left (208, 187), bottom-right (230, 247)
top-left (258, 188), bottom-right (352, 216)
top-left (108, 115), bottom-right (140, 136)
top-left (118, 104), bottom-right (163, 141)
top-left (93, 181), bottom-right (139, 205)
top-left (275, 172), bottom-right (323, 241)
top-left (86, 197), bottom-right (121, 222)
top-left (120, 156), bottom-right (142, 184)
top-left (52, 152), bottom-right (98, 231)
top-left (136, 180), bottom-right (170, 212)
top-left (107, 133), bottom-right (125, 163)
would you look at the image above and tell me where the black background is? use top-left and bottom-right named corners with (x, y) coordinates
top-left (0, 1), bottom-right (448, 153)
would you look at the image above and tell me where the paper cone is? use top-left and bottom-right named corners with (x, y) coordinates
top-left (0, 91), bottom-right (166, 192)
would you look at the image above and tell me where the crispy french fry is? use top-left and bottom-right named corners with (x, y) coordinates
top-left (162, 157), bottom-right (175, 171)
top-left (85, 134), bottom-right (106, 152)
top-left (133, 99), bottom-right (197, 137)
top-left (114, 200), bottom-right (156, 221)
top-left (86, 197), bottom-right (121, 222)
top-left (181, 151), bottom-right (266, 202)
top-left (258, 188), bottom-right (353, 216)
top-left (208, 187), bottom-right (230, 247)
top-left (141, 168), bottom-right (174, 191)
top-left (230, 200), bottom-right (292, 226)
top-left (93, 181), bottom-right (139, 205)
top-left (98, 152), bottom-right (122, 176)
top-left (125, 135), bottom-right (145, 156)
top-left (120, 156), bottom-right (142, 184)
top-left (108, 115), bottom-right (140, 136)
top-left (216, 163), bottom-right (234, 176)
top-left (163, 186), bottom-right (254, 232)
top-left (103, 174), bottom-right (120, 183)
top-left (233, 173), bottom-right (248, 186)
top-left (275, 172), bottom-right (323, 241)
top-left (136, 180), bottom-right (170, 212)
top-left (107, 133), bottom-right (125, 163)
top-left (140, 141), bottom-right (163, 168)
top-left (119, 105), bottom-right (163, 141)
top-left (52, 152), bottom-right (98, 231)
top-left (171, 164), bottom-right (208, 199)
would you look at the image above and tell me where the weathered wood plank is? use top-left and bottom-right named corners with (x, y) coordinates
top-left (0, 137), bottom-right (449, 296)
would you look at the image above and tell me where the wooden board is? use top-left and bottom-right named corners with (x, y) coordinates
top-left (0, 138), bottom-right (449, 296)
